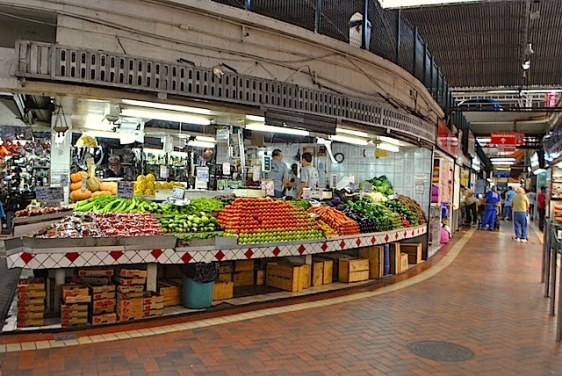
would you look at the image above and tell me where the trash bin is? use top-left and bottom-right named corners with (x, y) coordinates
top-left (181, 263), bottom-right (219, 309)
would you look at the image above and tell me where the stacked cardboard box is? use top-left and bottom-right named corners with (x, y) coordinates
top-left (89, 284), bottom-right (117, 326)
top-left (78, 268), bottom-right (114, 285)
top-left (61, 284), bottom-right (91, 327)
top-left (17, 278), bottom-right (45, 328)
top-left (116, 269), bottom-right (146, 322)
top-left (142, 292), bottom-right (164, 318)
top-left (158, 281), bottom-right (181, 307)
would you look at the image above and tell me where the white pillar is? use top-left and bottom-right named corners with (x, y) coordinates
top-left (54, 269), bottom-right (65, 313)
top-left (146, 263), bottom-right (158, 292)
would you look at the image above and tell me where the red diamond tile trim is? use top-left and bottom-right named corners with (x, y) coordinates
top-left (384, 234), bottom-right (390, 242)
top-left (394, 233), bottom-right (399, 240)
top-left (403, 231), bottom-right (407, 237)
top-left (356, 238), bottom-right (362, 247)
top-left (371, 237), bottom-right (376, 245)
top-left (151, 249), bottom-right (163, 259)
top-left (215, 250), bottom-right (225, 261)
top-left (181, 252), bottom-right (192, 263)
top-left (65, 252), bottom-right (80, 263)
top-left (321, 242), bottom-right (328, 252)
top-left (272, 247), bottom-right (281, 257)
top-left (339, 240), bottom-right (346, 249)
top-left (110, 250), bottom-right (123, 261)
top-left (245, 249), bottom-right (254, 259)
top-left (21, 252), bottom-right (33, 264)
top-left (298, 245), bottom-right (306, 255)
top-left (411, 230), bottom-right (415, 236)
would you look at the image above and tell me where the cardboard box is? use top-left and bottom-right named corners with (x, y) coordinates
top-left (143, 309), bottom-right (163, 318)
top-left (80, 276), bottom-right (111, 286)
top-left (117, 285), bottom-right (144, 293)
top-left (218, 262), bottom-right (234, 274)
top-left (62, 285), bottom-right (90, 304)
top-left (359, 246), bottom-right (385, 279)
top-left (61, 303), bottom-right (89, 313)
top-left (218, 273), bottom-right (233, 282)
top-left (400, 243), bottom-right (423, 264)
top-left (61, 317), bottom-right (89, 327)
top-left (79, 268), bottom-right (114, 277)
top-left (17, 311), bottom-right (44, 320)
top-left (89, 284), bottom-right (116, 294)
top-left (92, 313), bottom-right (117, 326)
top-left (118, 269), bottom-right (148, 278)
top-left (338, 258), bottom-right (370, 283)
top-left (17, 289), bottom-right (46, 299)
top-left (235, 260), bottom-right (254, 272)
top-left (92, 305), bottom-right (116, 315)
top-left (233, 271), bottom-right (254, 287)
top-left (17, 278), bottom-right (44, 291)
top-left (400, 252), bottom-right (409, 273)
top-left (142, 292), bottom-right (164, 305)
top-left (63, 295), bottom-right (91, 304)
top-left (17, 301), bottom-right (45, 313)
top-left (117, 313), bottom-right (143, 322)
top-left (17, 318), bottom-right (44, 327)
top-left (213, 281), bottom-right (234, 300)
top-left (115, 277), bottom-right (146, 286)
top-left (117, 291), bottom-right (144, 300)
top-left (92, 291), bottom-right (116, 300)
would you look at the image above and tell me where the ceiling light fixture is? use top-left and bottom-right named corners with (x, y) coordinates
top-left (122, 99), bottom-right (212, 115)
top-left (195, 136), bottom-right (217, 143)
top-left (330, 134), bottom-right (368, 146)
top-left (245, 115), bottom-right (265, 122)
top-left (245, 122), bottom-right (310, 136)
top-left (377, 142), bottom-right (400, 152)
top-left (522, 60), bottom-right (531, 70)
top-left (187, 140), bottom-right (216, 148)
top-left (336, 127), bottom-right (369, 138)
top-left (121, 108), bottom-right (211, 125)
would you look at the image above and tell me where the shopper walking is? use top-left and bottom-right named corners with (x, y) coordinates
top-left (512, 187), bottom-right (530, 242)
top-left (502, 186), bottom-right (516, 220)
top-left (538, 186), bottom-right (547, 232)
top-left (463, 187), bottom-right (479, 226)
top-left (481, 186), bottom-right (501, 231)
top-left (269, 149), bottom-right (289, 198)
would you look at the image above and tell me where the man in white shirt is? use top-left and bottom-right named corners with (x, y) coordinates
top-left (298, 152), bottom-right (319, 199)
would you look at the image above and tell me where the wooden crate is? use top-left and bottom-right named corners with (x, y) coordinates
top-left (218, 273), bottom-right (233, 282)
top-left (400, 243), bottom-right (423, 264)
top-left (255, 270), bottom-right (265, 286)
top-left (266, 263), bottom-right (309, 292)
top-left (389, 243), bottom-right (402, 274)
top-left (213, 281), bottom-right (234, 300)
top-left (400, 253), bottom-right (409, 273)
top-left (359, 246), bottom-right (384, 279)
top-left (235, 260), bottom-right (254, 272)
top-left (218, 262), bottom-right (234, 274)
top-left (233, 271), bottom-right (254, 287)
top-left (314, 254), bottom-right (352, 282)
top-left (312, 262), bottom-right (324, 287)
top-left (338, 258), bottom-right (370, 283)
top-left (118, 269), bottom-right (148, 278)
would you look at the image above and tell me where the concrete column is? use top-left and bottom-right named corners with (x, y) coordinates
top-left (146, 263), bottom-right (158, 292)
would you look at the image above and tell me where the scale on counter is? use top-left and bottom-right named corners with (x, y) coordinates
top-left (166, 187), bottom-right (191, 206)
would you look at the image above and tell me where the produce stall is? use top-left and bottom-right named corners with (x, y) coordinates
top-left (5, 178), bottom-right (428, 331)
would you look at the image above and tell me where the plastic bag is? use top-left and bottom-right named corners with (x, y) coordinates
top-left (181, 262), bottom-right (219, 283)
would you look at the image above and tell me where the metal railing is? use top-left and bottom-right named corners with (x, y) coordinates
top-left (210, 0), bottom-right (483, 163)
top-left (541, 218), bottom-right (562, 342)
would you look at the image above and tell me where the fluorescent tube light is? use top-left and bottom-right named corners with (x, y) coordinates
top-left (245, 122), bottom-right (309, 136)
top-left (121, 108), bottom-right (211, 125)
top-left (491, 161), bottom-right (515, 165)
top-left (245, 115), bottom-right (265, 122)
top-left (336, 127), bottom-right (369, 138)
top-left (187, 140), bottom-right (216, 148)
top-left (378, 136), bottom-right (408, 147)
top-left (195, 136), bottom-right (216, 143)
top-left (122, 99), bottom-right (212, 115)
top-left (377, 142), bottom-right (400, 152)
top-left (379, 0), bottom-right (480, 9)
top-left (330, 134), bottom-right (368, 146)
top-left (491, 158), bottom-right (515, 163)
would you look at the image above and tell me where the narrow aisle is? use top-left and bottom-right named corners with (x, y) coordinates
top-left (1, 225), bottom-right (561, 376)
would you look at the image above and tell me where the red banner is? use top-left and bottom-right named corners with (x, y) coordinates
top-left (437, 120), bottom-right (458, 156)
top-left (490, 132), bottom-right (525, 146)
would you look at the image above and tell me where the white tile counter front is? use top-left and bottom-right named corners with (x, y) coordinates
top-left (6, 225), bottom-right (427, 270)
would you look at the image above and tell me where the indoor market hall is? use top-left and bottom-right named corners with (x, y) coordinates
top-left (1, 0), bottom-right (562, 375)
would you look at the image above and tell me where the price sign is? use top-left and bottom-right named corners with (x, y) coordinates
top-left (35, 187), bottom-right (64, 207)
top-left (196, 167), bottom-right (209, 183)
top-left (172, 187), bottom-right (185, 199)
top-left (117, 181), bottom-right (134, 198)
top-left (222, 162), bottom-right (231, 176)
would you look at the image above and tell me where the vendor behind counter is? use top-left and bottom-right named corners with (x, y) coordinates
top-left (269, 149), bottom-right (289, 198)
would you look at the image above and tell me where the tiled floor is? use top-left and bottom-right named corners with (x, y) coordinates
top-left (1, 225), bottom-right (562, 375)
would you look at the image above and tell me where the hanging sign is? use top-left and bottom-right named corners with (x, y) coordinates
top-left (196, 167), bottom-right (210, 182)
top-left (35, 187), bottom-right (64, 207)
top-left (490, 132), bottom-right (525, 146)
